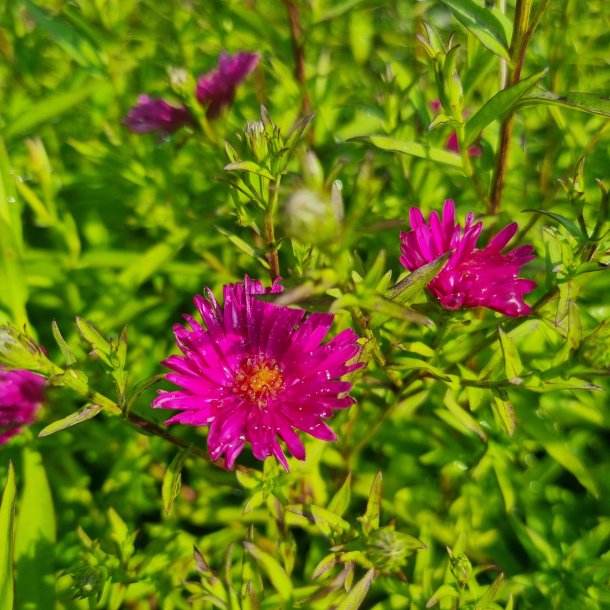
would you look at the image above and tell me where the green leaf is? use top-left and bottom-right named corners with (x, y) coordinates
top-left (51, 321), bottom-right (76, 366)
top-left (286, 504), bottom-right (351, 537)
top-left (38, 403), bottom-right (104, 437)
top-left (6, 80), bottom-right (102, 140)
top-left (498, 327), bottom-right (523, 380)
top-left (75, 316), bottom-right (112, 365)
top-left (464, 70), bottom-right (548, 146)
top-left (335, 568), bottom-right (375, 610)
top-left (224, 161), bottom-right (275, 181)
top-left (349, 136), bottom-right (464, 169)
top-left (387, 253), bottom-right (451, 304)
top-left (0, 462), bottom-right (16, 610)
top-left (333, 292), bottom-right (432, 327)
top-left (360, 471), bottom-right (382, 536)
top-left (440, 0), bottom-right (511, 60)
top-left (162, 447), bottom-right (190, 516)
top-left (523, 208), bottom-right (582, 239)
top-left (15, 446), bottom-right (56, 610)
top-left (491, 388), bottom-right (516, 436)
top-left (243, 541), bottom-right (292, 601)
top-left (327, 474), bottom-right (351, 518)
top-left (443, 391), bottom-right (488, 441)
top-left (24, 1), bottom-right (104, 69)
top-left (519, 90), bottom-right (610, 117)
top-left (0, 219), bottom-right (29, 328)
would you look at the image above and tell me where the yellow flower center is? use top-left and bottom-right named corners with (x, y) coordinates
top-left (233, 356), bottom-right (284, 407)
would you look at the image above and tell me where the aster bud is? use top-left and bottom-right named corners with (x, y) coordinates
top-left (365, 526), bottom-right (419, 572)
top-left (69, 564), bottom-right (107, 600)
top-left (244, 120), bottom-right (269, 163)
top-left (0, 325), bottom-right (55, 374)
top-left (282, 188), bottom-right (341, 246)
top-left (301, 150), bottom-right (325, 190)
top-left (449, 551), bottom-right (472, 585)
top-left (168, 66), bottom-right (195, 98)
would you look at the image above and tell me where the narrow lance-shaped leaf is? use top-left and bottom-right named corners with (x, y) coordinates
top-left (243, 541), bottom-right (293, 601)
top-left (162, 447), bottom-right (190, 516)
top-left (349, 136), bottom-right (464, 169)
top-left (464, 69), bottom-right (548, 146)
top-left (440, 0), bottom-right (511, 60)
top-left (327, 474), bottom-right (351, 518)
top-left (360, 471), bottom-right (382, 536)
top-left (387, 252), bottom-right (451, 304)
top-left (75, 316), bottom-right (112, 365)
top-left (38, 403), bottom-right (104, 438)
top-left (51, 320), bottom-right (76, 366)
top-left (498, 327), bottom-right (523, 380)
top-left (335, 568), bottom-right (376, 610)
top-left (519, 90), bottom-right (610, 117)
top-left (0, 462), bottom-right (16, 610)
top-left (224, 161), bottom-right (275, 181)
top-left (15, 446), bottom-right (57, 610)
top-left (491, 388), bottom-right (516, 437)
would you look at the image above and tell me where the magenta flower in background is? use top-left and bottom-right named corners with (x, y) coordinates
top-left (400, 200), bottom-right (536, 317)
top-left (445, 132), bottom-right (482, 158)
top-left (0, 368), bottom-right (45, 443)
top-left (196, 52), bottom-right (260, 118)
top-left (152, 276), bottom-right (362, 470)
top-left (124, 95), bottom-right (193, 134)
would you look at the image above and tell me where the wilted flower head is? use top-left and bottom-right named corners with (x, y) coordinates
top-left (0, 368), bottom-right (45, 443)
top-left (196, 52), bottom-right (260, 118)
top-left (400, 199), bottom-right (536, 317)
top-left (153, 276), bottom-right (362, 470)
top-left (123, 95), bottom-right (193, 134)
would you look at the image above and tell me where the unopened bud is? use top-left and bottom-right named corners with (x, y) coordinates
top-left (69, 564), bottom-right (107, 600)
top-left (245, 120), bottom-right (269, 163)
top-left (282, 189), bottom-right (340, 246)
top-left (366, 526), bottom-right (412, 571)
top-left (449, 551), bottom-right (472, 584)
top-left (0, 326), bottom-right (54, 374)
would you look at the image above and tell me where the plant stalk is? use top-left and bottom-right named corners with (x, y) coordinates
top-left (489, 0), bottom-right (536, 213)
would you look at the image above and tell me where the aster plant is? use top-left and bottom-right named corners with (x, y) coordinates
top-left (400, 199), bottom-right (536, 317)
top-left (152, 276), bottom-right (362, 470)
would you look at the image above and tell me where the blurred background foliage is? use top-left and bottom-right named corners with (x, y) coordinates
top-left (1, 0), bottom-right (610, 608)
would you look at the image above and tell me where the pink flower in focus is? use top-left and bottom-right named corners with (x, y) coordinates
top-left (196, 52), bottom-right (260, 118)
top-left (124, 95), bottom-right (193, 134)
top-left (445, 132), bottom-right (482, 158)
top-left (0, 368), bottom-right (45, 443)
top-left (152, 276), bottom-right (362, 470)
top-left (400, 200), bottom-right (536, 317)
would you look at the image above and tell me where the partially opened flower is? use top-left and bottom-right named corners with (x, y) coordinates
top-left (153, 276), bottom-right (362, 470)
top-left (0, 367), bottom-right (46, 443)
top-left (400, 199), bottom-right (536, 317)
top-left (196, 52), bottom-right (260, 118)
top-left (124, 95), bottom-right (193, 134)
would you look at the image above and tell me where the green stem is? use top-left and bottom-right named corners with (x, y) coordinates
top-left (264, 176), bottom-right (282, 280)
top-left (489, 0), bottom-right (536, 213)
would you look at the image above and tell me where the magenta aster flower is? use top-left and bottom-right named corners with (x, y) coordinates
top-left (124, 95), bottom-right (193, 134)
top-left (0, 368), bottom-right (45, 443)
top-left (400, 199), bottom-right (536, 317)
top-left (196, 52), bottom-right (260, 118)
top-left (152, 276), bottom-right (362, 470)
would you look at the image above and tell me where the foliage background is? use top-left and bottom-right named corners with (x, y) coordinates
top-left (1, 0), bottom-right (610, 608)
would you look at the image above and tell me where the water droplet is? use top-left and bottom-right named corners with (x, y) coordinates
top-left (6, 197), bottom-right (16, 204)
